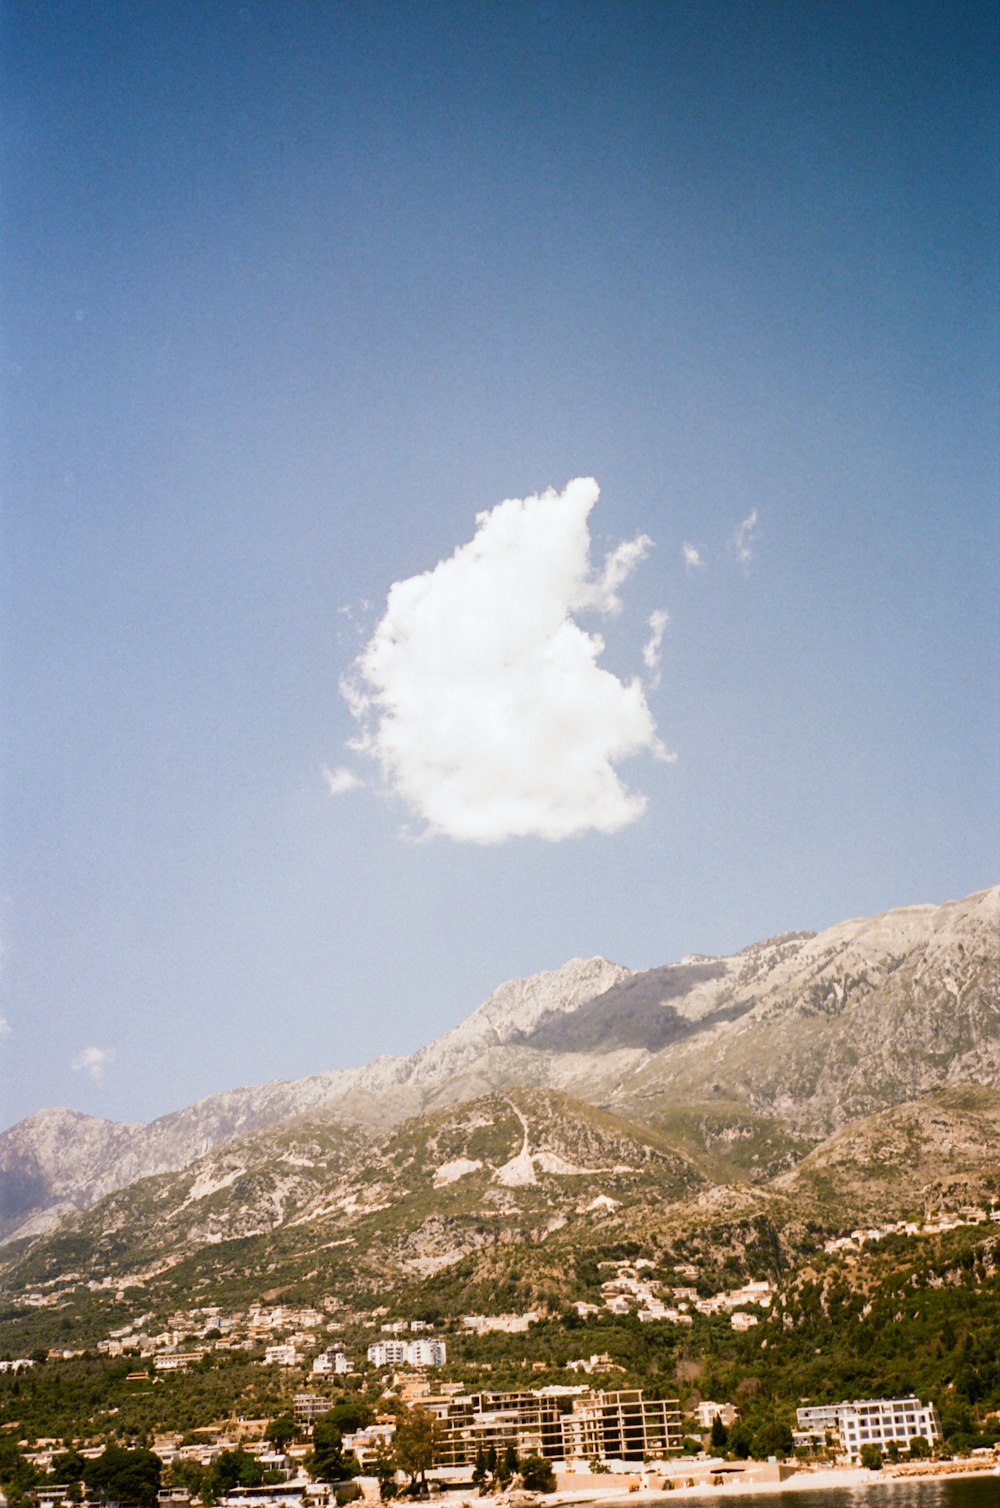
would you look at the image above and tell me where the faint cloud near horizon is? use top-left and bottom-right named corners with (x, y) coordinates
top-left (71, 1045), bottom-right (115, 1082)
top-left (337, 478), bottom-right (668, 844)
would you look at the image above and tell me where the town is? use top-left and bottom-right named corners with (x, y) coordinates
top-left (2, 1200), bottom-right (999, 1508)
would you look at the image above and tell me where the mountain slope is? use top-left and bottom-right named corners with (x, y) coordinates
top-left (2, 885), bottom-right (997, 1243)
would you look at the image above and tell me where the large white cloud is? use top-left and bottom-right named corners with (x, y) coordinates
top-left (339, 478), bottom-right (666, 843)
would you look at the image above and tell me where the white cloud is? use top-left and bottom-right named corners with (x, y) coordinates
top-left (323, 765), bottom-right (362, 796)
top-left (732, 509), bottom-right (758, 570)
top-left (681, 542), bottom-right (704, 571)
top-left (642, 609), bottom-right (670, 687)
top-left (0, 1014), bottom-right (10, 1041)
top-left (339, 477), bottom-right (665, 843)
top-left (72, 1045), bottom-right (115, 1082)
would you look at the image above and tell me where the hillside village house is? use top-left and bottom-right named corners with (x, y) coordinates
top-left (794, 1396), bottom-right (942, 1462)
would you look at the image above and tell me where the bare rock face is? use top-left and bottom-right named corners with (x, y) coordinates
top-left (0, 957), bottom-right (631, 1241)
top-left (2, 886), bottom-right (997, 1243)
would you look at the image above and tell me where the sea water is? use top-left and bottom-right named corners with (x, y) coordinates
top-left (594, 1482), bottom-right (999, 1508)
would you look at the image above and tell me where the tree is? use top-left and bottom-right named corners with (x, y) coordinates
top-left (749, 1422), bottom-right (792, 1460)
top-left (860, 1444), bottom-right (882, 1470)
top-left (497, 1446), bottom-right (519, 1486)
top-left (710, 1415), bottom-right (728, 1451)
top-left (265, 1414), bottom-right (296, 1452)
top-left (323, 1400), bottom-right (374, 1435)
top-left (166, 1459), bottom-right (208, 1497)
top-left (369, 1436), bottom-right (397, 1501)
top-left (519, 1456), bottom-right (556, 1493)
top-left (393, 1406), bottom-right (441, 1492)
top-left (908, 1435), bottom-right (931, 1460)
top-left (83, 1445), bottom-right (162, 1507)
top-left (50, 1449), bottom-right (87, 1484)
top-left (204, 1446), bottom-right (264, 1502)
top-left (309, 1420), bottom-right (357, 1484)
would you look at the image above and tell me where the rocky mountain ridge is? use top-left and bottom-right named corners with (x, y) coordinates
top-left (2, 884), bottom-right (997, 1244)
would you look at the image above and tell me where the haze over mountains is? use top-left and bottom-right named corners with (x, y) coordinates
top-left (2, 884), bottom-right (997, 1250)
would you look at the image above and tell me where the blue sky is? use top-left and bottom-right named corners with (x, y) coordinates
top-left (3, 1), bottom-right (998, 1128)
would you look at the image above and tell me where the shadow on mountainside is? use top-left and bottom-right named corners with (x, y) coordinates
top-left (508, 961), bottom-right (754, 1053)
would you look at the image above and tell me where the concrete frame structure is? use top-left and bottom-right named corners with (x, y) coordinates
top-left (425, 1387), bottom-right (681, 1466)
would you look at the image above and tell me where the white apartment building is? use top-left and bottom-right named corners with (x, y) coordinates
top-left (795, 1396), bottom-right (942, 1462)
top-left (265, 1343), bottom-right (302, 1367)
top-left (367, 1338), bottom-right (446, 1368)
top-left (312, 1350), bottom-right (351, 1376)
top-left (367, 1339), bottom-right (408, 1367)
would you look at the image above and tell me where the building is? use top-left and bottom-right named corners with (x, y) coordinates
top-left (265, 1344), bottom-right (302, 1368)
top-left (367, 1340), bottom-right (408, 1367)
top-left (367, 1338), bottom-right (446, 1368)
top-left (311, 1350), bottom-right (351, 1377)
top-left (293, 1393), bottom-right (333, 1427)
top-left (153, 1350), bottom-right (209, 1372)
top-left (695, 1402), bottom-right (739, 1429)
top-left (794, 1397), bottom-right (942, 1462)
top-left (406, 1338), bottom-right (446, 1368)
top-left (425, 1387), bottom-right (681, 1466)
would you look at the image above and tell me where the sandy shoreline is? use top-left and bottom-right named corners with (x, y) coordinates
top-left (542, 1463), bottom-right (1000, 1501)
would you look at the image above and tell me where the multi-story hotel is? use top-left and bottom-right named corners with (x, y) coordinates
top-left (794, 1395), bottom-right (942, 1462)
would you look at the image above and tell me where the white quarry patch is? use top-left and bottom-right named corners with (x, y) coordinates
top-left (182, 1168), bottom-right (244, 1204)
top-left (433, 1157), bottom-right (483, 1187)
top-left (494, 1148), bottom-right (537, 1186)
top-left (586, 1194), bottom-right (620, 1212)
top-left (534, 1150), bottom-right (602, 1176)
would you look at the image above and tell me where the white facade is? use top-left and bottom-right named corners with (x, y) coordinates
top-left (367, 1337), bottom-right (446, 1368)
top-left (312, 1350), bottom-right (350, 1376)
top-left (696, 1402), bottom-right (739, 1429)
top-left (795, 1396), bottom-right (942, 1462)
top-left (265, 1343), bottom-right (302, 1367)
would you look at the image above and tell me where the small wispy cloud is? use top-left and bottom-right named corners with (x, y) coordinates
top-left (323, 765), bottom-right (362, 796)
top-left (72, 1045), bottom-right (115, 1082)
top-left (0, 1014), bottom-right (11, 1041)
top-left (642, 609), bottom-right (670, 688)
top-left (732, 509), bottom-right (759, 570)
top-left (338, 477), bottom-right (665, 843)
top-left (681, 543), bottom-right (704, 571)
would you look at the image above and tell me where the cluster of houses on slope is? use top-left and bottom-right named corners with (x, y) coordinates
top-left (597, 1261), bottom-right (774, 1329)
top-left (822, 1203), bottom-right (1000, 1255)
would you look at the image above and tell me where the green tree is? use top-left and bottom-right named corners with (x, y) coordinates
top-left (393, 1406), bottom-right (441, 1492)
top-left (0, 1438), bottom-right (42, 1505)
top-left (83, 1445), bottom-right (162, 1507)
top-left (369, 1436), bottom-right (397, 1501)
top-left (207, 1447), bottom-right (264, 1501)
top-left (309, 1420), bottom-right (356, 1483)
top-left (497, 1446), bottom-right (519, 1486)
top-left (265, 1414), bottom-right (296, 1451)
top-left (860, 1444), bottom-right (882, 1470)
top-left (710, 1415), bottom-right (728, 1451)
top-left (519, 1456), bottom-right (556, 1492)
top-left (50, 1449), bottom-right (87, 1484)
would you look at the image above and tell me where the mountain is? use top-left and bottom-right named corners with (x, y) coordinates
top-left (2, 885), bottom-right (997, 1244)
